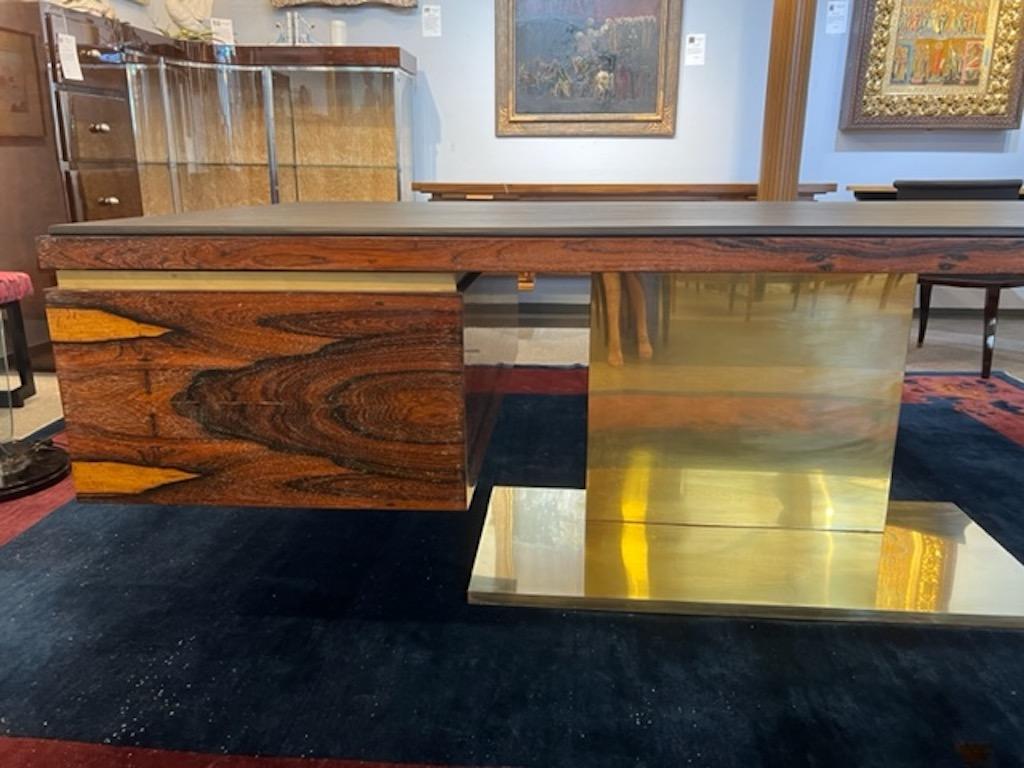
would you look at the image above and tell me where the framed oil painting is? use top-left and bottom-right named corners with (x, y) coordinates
top-left (0, 27), bottom-right (45, 141)
top-left (842, 0), bottom-right (1024, 129)
top-left (496, 0), bottom-right (683, 136)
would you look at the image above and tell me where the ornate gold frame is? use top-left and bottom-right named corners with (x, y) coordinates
top-left (841, 0), bottom-right (1024, 129)
top-left (495, 0), bottom-right (683, 137)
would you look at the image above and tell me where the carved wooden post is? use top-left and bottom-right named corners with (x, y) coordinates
top-left (759, 0), bottom-right (818, 202)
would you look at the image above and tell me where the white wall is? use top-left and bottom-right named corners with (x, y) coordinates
top-left (108, 0), bottom-right (774, 183)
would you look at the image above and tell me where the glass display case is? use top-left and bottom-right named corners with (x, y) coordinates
top-left (42, 3), bottom-right (416, 221)
top-left (127, 58), bottom-right (415, 215)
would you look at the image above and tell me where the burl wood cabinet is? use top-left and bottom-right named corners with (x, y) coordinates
top-left (43, 3), bottom-right (415, 221)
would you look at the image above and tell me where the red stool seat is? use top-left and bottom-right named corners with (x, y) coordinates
top-left (0, 272), bottom-right (33, 306)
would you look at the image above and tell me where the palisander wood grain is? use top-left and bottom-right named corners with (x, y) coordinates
top-left (48, 290), bottom-right (466, 510)
top-left (38, 234), bottom-right (1024, 274)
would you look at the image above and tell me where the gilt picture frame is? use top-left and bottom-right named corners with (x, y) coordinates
top-left (0, 27), bottom-right (45, 141)
top-left (496, 0), bottom-right (683, 137)
top-left (841, 0), bottom-right (1024, 130)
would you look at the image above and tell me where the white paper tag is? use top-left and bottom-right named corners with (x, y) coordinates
top-left (684, 33), bottom-right (706, 66)
top-left (57, 33), bottom-right (84, 81)
top-left (210, 17), bottom-right (235, 45)
top-left (825, 1), bottom-right (849, 35)
top-left (422, 4), bottom-right (442, 37)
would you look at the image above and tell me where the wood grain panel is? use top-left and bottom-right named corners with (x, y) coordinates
top-left (38, 234), bottom-right (1024, 275)
top-left (295, 167), bottom-right (399, 202)
top-left (48, 290), bottom-right (466, 510)
top-left (176, 166), bottom-right (271, 212)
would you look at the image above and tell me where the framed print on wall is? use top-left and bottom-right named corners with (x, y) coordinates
top-left (496, 0), bottom-right (683, 137)
top-left (0, 27), bottom-right (45, 141)
top-left (841, 0), bottom-right (1024, 129)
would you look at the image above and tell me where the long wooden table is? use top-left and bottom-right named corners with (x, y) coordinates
top-left (38, 200), bottom-right (1024, 625)
top-left (413, 182), bottom-right (837, 201)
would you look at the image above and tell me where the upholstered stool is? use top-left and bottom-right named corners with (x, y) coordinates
top-left (0, 272), bottom-right (36, 408)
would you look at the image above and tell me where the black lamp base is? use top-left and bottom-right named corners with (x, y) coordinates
top-left (0, 442), bottom-right (71, 502)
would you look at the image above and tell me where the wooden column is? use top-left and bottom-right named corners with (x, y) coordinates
top-left (758, 0), bottom-right (818, 202)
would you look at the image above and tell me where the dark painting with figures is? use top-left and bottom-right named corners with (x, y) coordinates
top-left (515, 0), bottom-right (662, 115)
top-left (496, 0), bottom-right (682, 136)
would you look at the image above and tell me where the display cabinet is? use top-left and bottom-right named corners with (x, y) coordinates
top-left (42, 3), bottom-right (416, 221)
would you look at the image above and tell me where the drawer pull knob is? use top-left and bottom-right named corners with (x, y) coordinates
top-left (88, 122), bottom-right (112, 134)
top-left (83, 48), bottom-right (102, 60)
top-left (97, 196), bottom-right (120, 206)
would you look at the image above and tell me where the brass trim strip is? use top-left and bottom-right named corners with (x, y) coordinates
top-left (56, 270), bottom-right (459, 293)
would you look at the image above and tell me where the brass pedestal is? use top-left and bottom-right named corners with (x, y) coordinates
top-left (468, 274), bottom-right (1024, 625)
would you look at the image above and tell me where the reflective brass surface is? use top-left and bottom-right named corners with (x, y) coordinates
top-left (469, 488), bottom-right (1024, 626)
top-left (590, 274), bottom-right (915, 532)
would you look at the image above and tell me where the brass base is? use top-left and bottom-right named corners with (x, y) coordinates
top-left (469, 488), bottom-right (1024, 627)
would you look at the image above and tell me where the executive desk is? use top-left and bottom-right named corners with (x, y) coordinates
top-left (38, 201), bottom-right (1024, 625)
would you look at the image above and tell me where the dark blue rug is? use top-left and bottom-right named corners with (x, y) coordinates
top-left (0, 374), bottom-right (1021, 768)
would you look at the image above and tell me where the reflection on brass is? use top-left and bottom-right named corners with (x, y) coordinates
top-left (590, 274), bottom-right (914, 533)
top-left (517, 272), bottom-right (536, 292)
top-left (469, 488), bottom-right (1024, 626)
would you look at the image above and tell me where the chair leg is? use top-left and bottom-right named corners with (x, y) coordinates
top-left (917, 282), bottom-right (932, 348)
top-left (981, 285), bottom-right (1000, 379)
top-left (0, 301), bottom-right (35, 408)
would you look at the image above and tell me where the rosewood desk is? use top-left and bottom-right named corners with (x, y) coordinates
top-left (38, 201), bottom-right (1024, 625)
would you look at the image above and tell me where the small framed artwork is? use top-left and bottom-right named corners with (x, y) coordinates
top-left (496, 0), bottom-right (683, 137)
top-left (842, 0), bottom-right (1024, 130)
top-left (0, 27), bottom-right (45, 141)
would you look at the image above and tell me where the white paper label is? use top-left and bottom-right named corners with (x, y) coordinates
top-left (684, 33), bottom-right (706, 66)
top-left (210, 17), bottom-right (235, 46)
top-left (422, 4), bottom-right (442, 37)
top-left (825, 1), bottom-right (849, 35)
top-left (57, 33), bottom-right (84, 81)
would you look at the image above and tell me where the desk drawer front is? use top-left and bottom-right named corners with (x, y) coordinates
top-left (69, 167), bottom-right (143, 220)
top-left (47, 290), bottom-right (467, 510)
top-left (47, 12), bottom-right (127, 91)
top-left (61, 93), bottom-right (136, 163)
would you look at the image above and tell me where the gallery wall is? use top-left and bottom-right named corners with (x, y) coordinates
top-left (96, 0), bottom-right (1024, 309)
top-left (105, 0), bottom-right (1024, 192)
top-left (109, 0), bottom-right (774, 184)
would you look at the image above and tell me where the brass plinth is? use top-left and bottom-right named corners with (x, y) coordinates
top-left (469, 489), bottom-right (1024, 626)
top-left (467, 272), bottom-right (1024, 625)
top-left (590, 274), bottom-right (914, 533)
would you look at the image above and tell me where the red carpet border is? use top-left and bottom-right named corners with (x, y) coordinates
top-left (0, 737), bottom-right (509, 768)
top-left (0, 433), bottom-right (74, 547)
top-left (903, 373), bottom-right (1024, 445)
